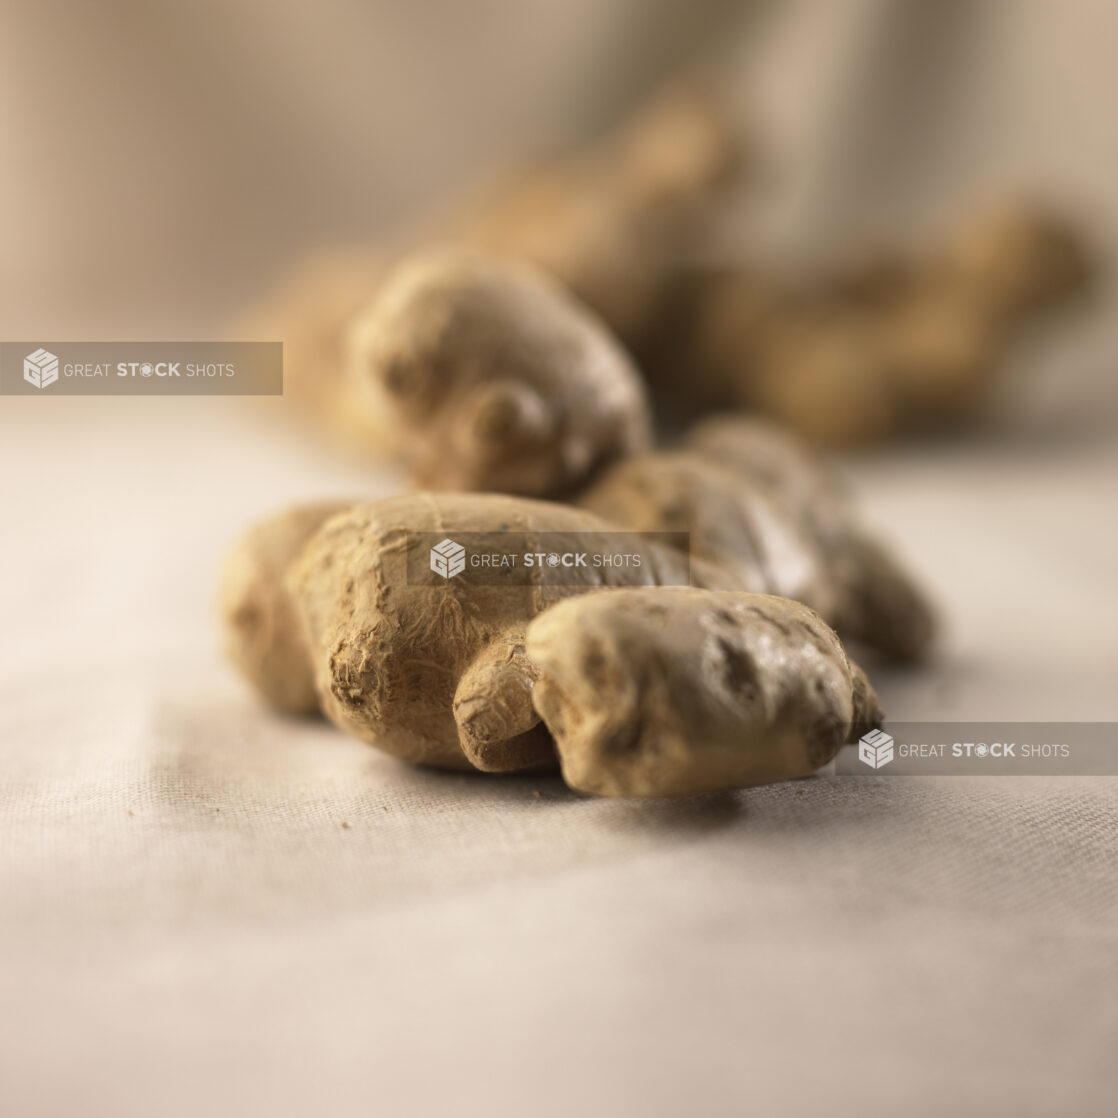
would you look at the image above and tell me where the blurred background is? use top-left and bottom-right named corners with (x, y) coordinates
top-left (2, 2), bottom-right (1116, 1116)
top-left (2, 0), bottom-right (1116, 340)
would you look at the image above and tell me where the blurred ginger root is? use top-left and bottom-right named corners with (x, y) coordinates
top-left (658, 202), bottom-right (1094, 446)
top-left (236, 77), bottom-right (742, 462)
top-left (454, 79), bottom-right (741, 347)
top-left (237, 72), bottom-right (1096, 458)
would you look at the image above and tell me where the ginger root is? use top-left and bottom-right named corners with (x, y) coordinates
top-left (347, 250), bottom-right (652, 498)
top-left (661, 203), bottom-right (1093, 445)
top-left (221, 492), bottom-right (887, 796)
top-left (932, 202), bottom-right (1093, 320)
top-left (233, 78), bottom-right (742, 460)
top-left (224, 493), bottom-right (727, 771)
top-left (220, 494), bottom-right (881, 796)
top-left (527, 588), bottom-right (882, 797)
top-left (578, 416), bottom-right (936, 663)
top-left (456, 80), bottom-right (741, 347)
top-left (235, 78), bottom-right (741, 461)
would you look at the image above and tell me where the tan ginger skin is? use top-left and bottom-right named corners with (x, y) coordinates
top-left (578, 416), bottom-right (937, 664)
top-left (527, 588), bottom-right (882, 798)
top-left (228, 493), bottom-right (734, 774)
top-left (347, 251), bottom-right (652, 498)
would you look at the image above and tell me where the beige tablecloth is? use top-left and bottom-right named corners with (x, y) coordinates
top-left (1, 391), bottom-right (1115, 1118)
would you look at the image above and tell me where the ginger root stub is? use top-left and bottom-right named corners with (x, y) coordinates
top-left (526, 588), bottom-right (882, 797)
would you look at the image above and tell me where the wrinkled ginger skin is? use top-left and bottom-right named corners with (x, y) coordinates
top-left (286, 493), bottom-right (716, 773)
top-left (348, 251), bottom-right (652, 499)
top-left (219, 501), bottom-right (352, 714)
top-left (526, 588), bottom-right (882, 798)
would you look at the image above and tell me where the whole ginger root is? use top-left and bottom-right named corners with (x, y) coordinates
top-left (220, 494), bottom-right (881, 796)
top-left (578, 416), bottom-right (936, 664)
top-left (346, 250), bottom-right (652, 498)
top-left (527, 588), bottom-right (882, 797)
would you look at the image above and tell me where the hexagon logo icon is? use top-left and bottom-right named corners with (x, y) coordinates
top-left (858, 728), bottom-right (894, 769)
top-left (429, 538), bottom-right (466, 579)
top-left (24, 348), bottom-right (59, 389)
